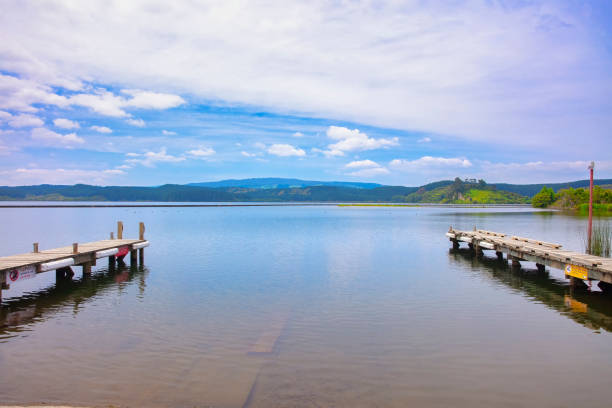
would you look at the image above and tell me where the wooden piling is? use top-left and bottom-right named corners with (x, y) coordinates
top-left (117, 221), bottom-right (123, 240)
top-left (139, 222), bottom-right (145, 240)
top-left (130, 250), bottom-right (137, 266)
top-left (33, 243), bottom-right (39, 253)
top-left (82, 262), bottom-right (92, 275)
top-left (0, 272), bottom-right (7, 301)
top-left (72, 243), bottom-right (79, 254)
top-left (509, 255), bottom-right (521, 269)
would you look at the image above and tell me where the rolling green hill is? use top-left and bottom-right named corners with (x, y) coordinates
top-left (402, 178), bottom-right (529, 204)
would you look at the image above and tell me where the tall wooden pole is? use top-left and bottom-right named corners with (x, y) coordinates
top-left (588, 161), bottom-right (594, 254)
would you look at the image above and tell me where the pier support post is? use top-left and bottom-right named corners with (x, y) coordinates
top-left (0, 273), bottom-right (8, 301)
top-left (496, 251), bottom-right (504, 261)
top-left (598, 281), bottom-right (612, 294)
top-left (56, 267), bottom-right (74, 281)
top-left (476, 246), bottom-right (484, 258)
top-left (569, 276), bottom-right (587, 289)
top-left (468, 243), bottom-right (474, 252)
top-left (138, 221), bottom-right (145, 265)
top-left (109, 255), bottom-right (116, 270)
top-left (117, 221), bottom-right (123, 240)
top-left (509, 256), bottom-right (521, 269)
top-left (82, 262), bottom-right (92, 275)
top-left (130, 250), bottom-right (137, 267)
top-left (452, 240), bottom-right (459, 250)
top-left (536, 263), bottom-right (546, 273)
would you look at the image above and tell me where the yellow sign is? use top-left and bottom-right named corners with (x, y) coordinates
top-left (565, 264), bottom-right (588, 280)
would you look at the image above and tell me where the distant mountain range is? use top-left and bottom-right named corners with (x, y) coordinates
top-left (187, 178), bottom-right (383, 189)
top-left (0, 177), bottom-right (610, 203)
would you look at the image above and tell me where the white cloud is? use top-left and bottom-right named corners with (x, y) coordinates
top-left (0, 110), bottom-right (12, 120)
top-left (90, 125), bottom-right (112, 133)
top-left (0, 74), bottom-right (69, 112)
top-left (8, 113), bottom-right (44, 128)
top-left (417, 137), bottom-right (432, 143)
top-left (0, 73), bottom-right (185, 120)
top-left (292, 132), bottom-right (304, 138)
top-left (53, 118), bottom-right (79, 129)
top-left (162, 129), bottom-right (177, 135)
top-left (267, 143), bottom-right (306, 157)
top-left (31, 127), bottom-right (84, 145)
top-left (345, 159), bottom-right (380, 169)
top-left (254, 142), bottom-right (266, 150)
top-left (323, 126), bottom-right (398, 157)
top-left (348, 167), bottom-right (390, 177)
top-left (390, 156), bottom-right (472, 170)
top-left (121, 89), bottom-right (185, 110)
top-left (125, 147), bottom-right (185, 167)
top-left (0, 2), bottom-right (610, 155)
top-left (69, 89), bottom-right (183, 118)
top-left (126, 118), bottom-right (145, 127)
top-left (68, 90), bottom-right (127, 117)
top-left (187, 147), bottom-right (215, 158)
top-left (241, 151), bottom-right (257, 157)
top-left (0, 167), bottom-right (124, 185)
top-left (345, 159), bottom-right (389, 177)
top-left (68, 88), bottom-right (184, 118)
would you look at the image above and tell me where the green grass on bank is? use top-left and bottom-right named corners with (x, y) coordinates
top-left (578, 203), bottom-right (612, 215)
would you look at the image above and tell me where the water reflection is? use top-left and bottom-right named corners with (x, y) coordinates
top-left (449, 248), bottom-right (612, 332)
top-left (0, 266), bottom-right (148, 340)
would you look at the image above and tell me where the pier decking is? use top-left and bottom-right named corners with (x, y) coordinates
top-left (1, 221), bottom-right (149, 300)
top-left (446, 227), bottom-right (612, 287)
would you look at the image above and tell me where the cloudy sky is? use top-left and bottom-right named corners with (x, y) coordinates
top-left (1, 0), bottom-right (611, 186)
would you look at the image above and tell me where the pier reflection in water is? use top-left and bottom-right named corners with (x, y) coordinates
top-left (0, 266), bottom-right (148, 341)
top-left (449, 248), bottom-right (612, 333)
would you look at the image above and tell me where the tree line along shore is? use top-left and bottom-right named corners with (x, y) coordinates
top-left (0, 177), bottom-right (610, 208)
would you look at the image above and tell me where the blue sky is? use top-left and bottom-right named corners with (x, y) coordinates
top-left (1, 0), bottom-right (611, 187)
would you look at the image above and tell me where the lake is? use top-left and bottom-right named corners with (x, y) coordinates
top-left (1, 205), bottom-right (611, 407)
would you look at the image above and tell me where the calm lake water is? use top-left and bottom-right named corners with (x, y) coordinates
top-left (1, 205), bottom-right (611, 407)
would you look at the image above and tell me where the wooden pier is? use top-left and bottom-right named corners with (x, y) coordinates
top-left (446, 227), bottom-right (612, 290)
top-left (0, 221), bottom-right (149, 300)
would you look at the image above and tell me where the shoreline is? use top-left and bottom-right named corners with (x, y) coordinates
top-left (0, 202), bottom-right (535, 208)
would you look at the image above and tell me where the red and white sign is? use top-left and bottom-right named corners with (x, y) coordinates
top-left (6, 265), bottom-right (37, 284)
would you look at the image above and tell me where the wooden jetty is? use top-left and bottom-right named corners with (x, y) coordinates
top-left (0, 221), bottom-right (149, 300)
top-left (446, 227), bottom-right (612, 289)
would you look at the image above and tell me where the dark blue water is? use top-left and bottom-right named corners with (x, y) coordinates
top-left (0, 205), bottom-right (611, 407)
